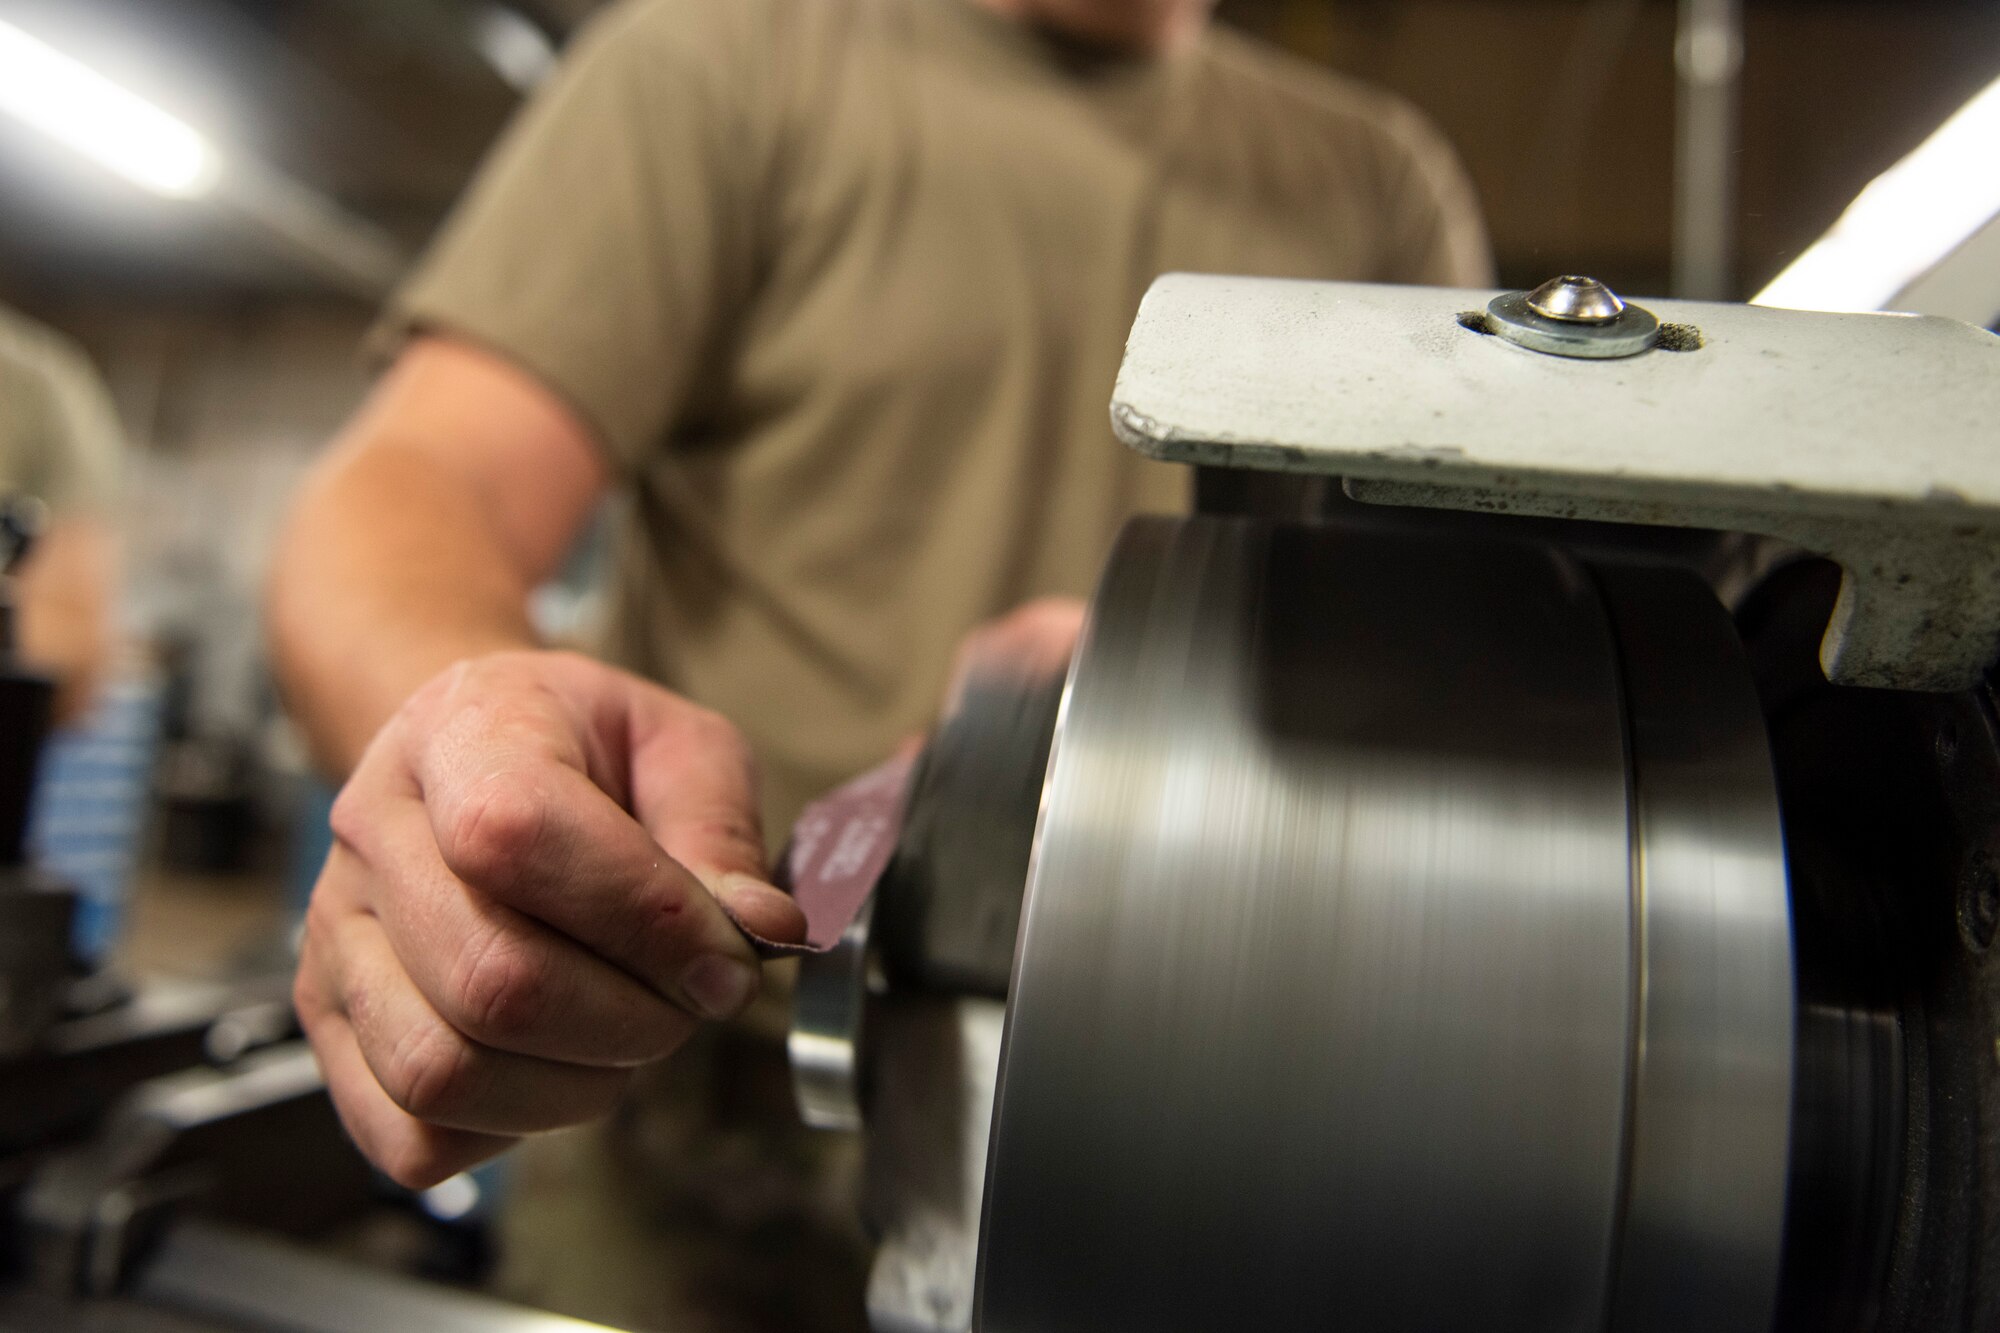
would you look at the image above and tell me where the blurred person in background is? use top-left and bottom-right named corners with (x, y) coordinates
top-left (268, 0), bottom-right (1491, 1325)
top-left (0, 304), bottom-right (120, 725)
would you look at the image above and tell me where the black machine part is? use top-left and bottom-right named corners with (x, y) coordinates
top-left (0, 492), bottom-right (73, 1059)
top-left (1739, 558), bottom-right (2000, 1333)
top-left (873, 672), bottom-right (1065, 998)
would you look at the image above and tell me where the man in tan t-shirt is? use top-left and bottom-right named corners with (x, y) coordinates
top-left (1, 304), bottom-right (120, 724)
top-left (270, 0), bottom-right (1488, 1322)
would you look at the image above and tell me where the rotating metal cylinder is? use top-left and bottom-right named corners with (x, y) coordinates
top-left (976, 517), bottom-right (1795, 1332)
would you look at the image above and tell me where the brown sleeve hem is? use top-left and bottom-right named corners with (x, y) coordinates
top-left (363, 306), bottom-right (638, 483)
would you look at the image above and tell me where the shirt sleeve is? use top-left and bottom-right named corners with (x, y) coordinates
top-left (1370, 102), bottom-right (1496, 289)
top-left (370, 0), bottom-right (776, 475)
top-left (0, 312), bottom-right (123, 518)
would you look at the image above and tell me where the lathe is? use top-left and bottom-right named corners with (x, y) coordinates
top-left (3, 273), bottom-right (1997, 1332)
top-left (789, 273), bottom-right (2000, 1333)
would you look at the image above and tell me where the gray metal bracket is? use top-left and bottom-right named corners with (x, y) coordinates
top-left (1112, 274), bottom-right (2000, 691)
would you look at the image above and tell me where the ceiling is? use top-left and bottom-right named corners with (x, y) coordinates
top-left (1, 0), bottom-right (1995, 305)
top-left (0, 0), bottom-right (581, 297)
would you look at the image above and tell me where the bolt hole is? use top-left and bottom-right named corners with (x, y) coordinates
top-left (1457, 311), bottom-right (1496, 336)
top-left (1657, 322), bottom-right (1706, 352)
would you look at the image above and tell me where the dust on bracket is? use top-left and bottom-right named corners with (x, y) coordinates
top-left (1657, 322), bottom-right (1705, 352)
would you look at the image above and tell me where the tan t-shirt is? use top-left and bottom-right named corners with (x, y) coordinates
top-left (0, 305), bottom-right (122, 519)
top-left (382, 0), bottom-right (1491, 833)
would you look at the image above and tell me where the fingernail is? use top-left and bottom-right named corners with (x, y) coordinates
top-left (718, 872), bottom-right (790, 912)
top-left (683, 954), bottom-right (758, 1020)
top-left (718, 874), bottom-right (810, 946)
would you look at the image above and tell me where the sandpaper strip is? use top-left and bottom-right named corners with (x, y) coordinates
top-left (729, 752), bottom-right (915, 957)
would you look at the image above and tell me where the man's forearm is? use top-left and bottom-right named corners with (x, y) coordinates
top-left (15, 516), bottom-right (114, 725)
top-left (268, 442), bottom-right (542, 777)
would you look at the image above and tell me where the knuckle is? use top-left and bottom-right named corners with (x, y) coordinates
top-left (382, 1019), bottom-right (484, 1124)
top-left (440, 781), bottom-right (546, 887)
top-left (326, 783), bottom-right (372, 850)
top-left (447, 927), bottom-right (552, 1044)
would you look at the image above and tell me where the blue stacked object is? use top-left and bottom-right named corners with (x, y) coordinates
top-left (28, 676), bottom-right (164, 961)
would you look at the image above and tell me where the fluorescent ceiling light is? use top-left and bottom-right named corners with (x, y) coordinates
top-left (0, 18), bottom-right (220, 199)
top-left (1755, 71), bottom-right (2000, 314)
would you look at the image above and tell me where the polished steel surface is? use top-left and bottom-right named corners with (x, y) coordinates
top-left (863, 996), bottom-right (1006, 1333)
top-left (789, 894), bottom-right (875, 1131)
top-left (1598, 564), bottom-right (1793, 1333)
top-left (978, 517), bottom-right (1639, 1332)
top-left (1529, 274), bottom-right (1629, 323)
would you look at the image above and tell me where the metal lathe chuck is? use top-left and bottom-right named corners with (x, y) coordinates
top-left (977, 515), bottom-right (1796, 1333)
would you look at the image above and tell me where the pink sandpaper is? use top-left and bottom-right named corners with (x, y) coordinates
top-left (729, 752), bottom-right (915, 957)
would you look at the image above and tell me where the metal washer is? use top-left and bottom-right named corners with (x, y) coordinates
top-left (1487, 287), bottom-right (1662, 359)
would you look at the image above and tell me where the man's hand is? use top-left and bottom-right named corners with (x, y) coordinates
top-left (294, 650), bottom-right (806, 1189)
top-left (942, 596), bottom-right (1086, 716)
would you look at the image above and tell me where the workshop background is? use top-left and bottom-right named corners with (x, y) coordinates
top-left (0, 0), bottom-right (1995, 1304)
